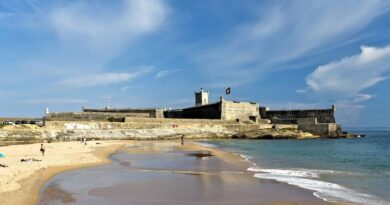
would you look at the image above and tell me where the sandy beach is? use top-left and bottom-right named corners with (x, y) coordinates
top-left (0, 140), bottom-right (125, 205)
top-left (0, 140), bottom-right (332, 205)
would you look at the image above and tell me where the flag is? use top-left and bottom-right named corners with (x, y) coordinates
top-left (225, 87), bottom-right (231, 95)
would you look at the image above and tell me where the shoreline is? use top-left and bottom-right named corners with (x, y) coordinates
top-left (0, 140), bottom-right (126, 205)
top-left (37, 140), bottom-right (331, 205)
top-left (195, 140), bottom-right (388, 205)
top-left (2, 140), bottom-right (336, 205)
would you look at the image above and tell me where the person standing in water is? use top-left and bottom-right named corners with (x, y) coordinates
top-left (40, 144), bottom-right (45, 157)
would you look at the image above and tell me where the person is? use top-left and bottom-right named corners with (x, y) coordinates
top-left (181, 135), bottom-right (184, 146)
top-left (40, 144), bottom-right (45, 157)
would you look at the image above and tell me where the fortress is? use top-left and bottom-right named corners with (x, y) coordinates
top-left (45, 89), bottom-right (343, 137)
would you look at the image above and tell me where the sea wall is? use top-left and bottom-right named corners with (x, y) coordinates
top-left (260, 106), bottom-right (336, 124)
top-left (297, 118), bottom-right (340, 136)
top-left (0, 120), bottom-right (274, 143)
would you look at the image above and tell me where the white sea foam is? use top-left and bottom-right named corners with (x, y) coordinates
top-left (239, 154), bottom-right (257, 166)
top-left (193, 141), bottom-right (217, 148)
top-left (249, 167), bottom-right (389, 205)
top-left (239, 154), bottom-right (253, 161)
top-left (247, 167), bottom-right (338, 178)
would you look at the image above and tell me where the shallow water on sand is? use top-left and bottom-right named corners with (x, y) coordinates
top-left (201, 129), bottom-right (390, 205)
top-left (37, 142), bottom-right (325, 205)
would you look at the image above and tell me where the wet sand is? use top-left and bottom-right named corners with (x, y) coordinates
top-left (36, 141), bottom-right (333, 205)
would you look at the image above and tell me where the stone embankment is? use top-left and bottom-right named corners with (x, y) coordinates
top-left (0, 119), bottom-right (348, 144)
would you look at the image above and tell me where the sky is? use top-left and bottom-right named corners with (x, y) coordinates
top-left (1, 0), bottom-right (390, 127)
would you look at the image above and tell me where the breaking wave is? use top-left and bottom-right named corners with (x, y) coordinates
top-left (193, 141), bottom-right (218, 148)
top-left (248, 167), bottom-right (388, 205)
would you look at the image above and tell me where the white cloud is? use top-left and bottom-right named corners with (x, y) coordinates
top-left (334, 94), bottom-right (375, 124)
top-left (196, 0), bottom-right (389, 84)
top-left (121, 86), bottom-right (130, 92)
top-left (303, 44), bottom-right (390, 125)
top-left (23, 98), bottom-right (89, 105)
top-left (0, 0), bottom-right (168, 78)
top-left (306, 45), bottom-right (390, 97)
top-left (350, 94), bottom-right (375, 103)
top-left (156, 69), bottom-right (181, 79)
top-left (295, 88), bottom-right (309, 93)
top-left (56, 66), bottom-right (152, 89)
top-left (50, 0), bottom-right (168, 50)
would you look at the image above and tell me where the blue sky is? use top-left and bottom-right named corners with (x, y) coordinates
top-left (1, 0), bottom-right (390, 127)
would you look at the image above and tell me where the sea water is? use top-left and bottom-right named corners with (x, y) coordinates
top-left (199, 129), bottom-right (390, 205)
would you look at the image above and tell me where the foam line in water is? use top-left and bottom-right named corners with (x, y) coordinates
top-left (247, 167), bottom-right (339, 178)
top-left (193, 142), bottom-right (217, 148)
top-left (239, 154), bottom-right (257, 166)
top-left (250, 168), bottom-right (388, 205)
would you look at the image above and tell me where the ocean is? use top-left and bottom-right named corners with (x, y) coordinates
top-left (198, 129), bottom-right (390, 205)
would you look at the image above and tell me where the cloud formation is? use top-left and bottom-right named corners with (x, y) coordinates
top-left (23, 98), bottom-right (89, 105)
top-left (306, 45), bottom-right (390, 98)
top-left (334, 94), bottom-right (376, 124)
top-left (197, 0), bottom-right (389, 84)
top-left (50, 0), bottom-right (168, 50)
top-left (156, 69), bottom-right (181, 79)
top-left (56, 66), bottom-right (152, 89)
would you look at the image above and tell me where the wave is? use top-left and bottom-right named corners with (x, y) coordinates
top-left (247, 167), bottom-right (350, 178)
top-left (192, 141), bottom-right (218, 148)
top-left (239, 154), bottom-right (257, 166)
top-left (249, 167), bottom-right (388, 205)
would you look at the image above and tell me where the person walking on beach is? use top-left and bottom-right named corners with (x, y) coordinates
top-left (181, 135), bottom-right (184, 146)
top-left (40, 144), bottom-right (45, 157)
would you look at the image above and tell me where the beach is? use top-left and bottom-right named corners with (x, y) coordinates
top-left (0, 140), bottom-right (338, 205)
top-left (0, 140), bottom-right (125, 205)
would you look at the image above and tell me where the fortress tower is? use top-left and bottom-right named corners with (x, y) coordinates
top-left (195, 88), bottom-right (209, 106)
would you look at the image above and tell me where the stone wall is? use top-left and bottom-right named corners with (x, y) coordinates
top-left (221, 101), bottom-right (260, 121)
top-left (83, 108), bottom-right (164, 118)
top-left (164, 100), bottom-right (261, 122)
top-left (297, 118), bottom-right (340, 136)
top-left (261, 106), bottom-right (336, 124)
top-left (0, 119), bottom-right (272, 142)
top-left (46, 109), bottom-right (164, 122)
top-left (46, 112), bottom-right (136, 122)
top-left (165, 102), bottom-right (222, 119)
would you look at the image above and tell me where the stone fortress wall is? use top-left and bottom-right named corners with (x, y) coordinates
top-left (259, 105), bottom-right (336, 124)
top-left (46, 108), bottom-right (164, 122)
top-left (221, 100), bottom-right (260, 121)
top-left (41, 89), bottom-right (341, 137)
top-left (165, 102), bottom-right (221, 119)
top-left (164, 99), bottom-right (262, 122)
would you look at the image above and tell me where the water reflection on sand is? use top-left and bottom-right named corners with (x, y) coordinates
top-left (37, 141), bottom-right (326, 205)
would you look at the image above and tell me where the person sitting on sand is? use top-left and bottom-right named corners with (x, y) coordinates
top-left (40, 144), bottom-right (45, 157)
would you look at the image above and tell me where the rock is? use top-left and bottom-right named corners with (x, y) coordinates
top-left (232, 128), bottom-right (319, 139)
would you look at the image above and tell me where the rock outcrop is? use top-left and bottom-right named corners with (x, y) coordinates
top-left (232, 128), bottom-right (318, 139)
